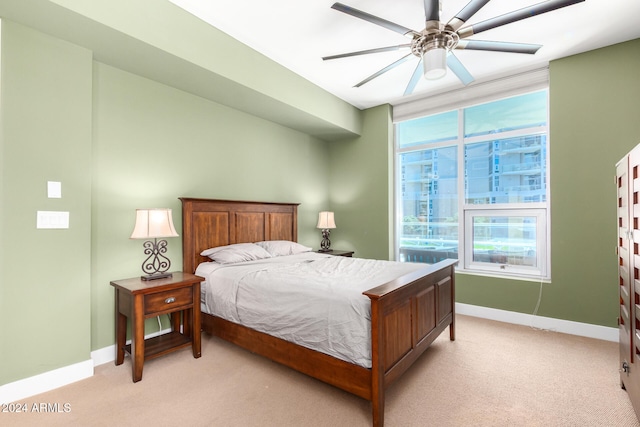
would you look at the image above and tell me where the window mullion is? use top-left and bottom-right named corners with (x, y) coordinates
top-left (457, 107), bottom-right (465, 268)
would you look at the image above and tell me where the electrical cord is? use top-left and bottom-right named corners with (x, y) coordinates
top-left (156, 314), bottom-right (171, 332)
top-left (530, 275), bottom-right (556, 332)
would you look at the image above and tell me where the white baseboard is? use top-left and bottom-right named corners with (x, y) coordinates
top-left (1, 310), bottom-right (616, 404)
top-left (0, 327), bottom-right (173, 404)
top-left (91, 344), bottom-right (117, 367)
top-left (0, 359), bottom-right (93, 404)
top-left (456, 302), bottom-right (618, 342)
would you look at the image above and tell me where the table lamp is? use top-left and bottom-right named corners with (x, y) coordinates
top-left (130, 208), bottom-right (179, 280)
top-left (316, 211), bottom-right (336, 252)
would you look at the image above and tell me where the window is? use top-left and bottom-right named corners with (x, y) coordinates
top-left (464, 209), bottom-right (547, 277)
top-left (396, 90), bottom-right (549, 279)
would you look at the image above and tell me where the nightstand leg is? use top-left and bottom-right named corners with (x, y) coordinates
top-left (131, 294), bottom-right (145, 382)
top-left (115, 312), bottom-right (126, 365)
top-left (114, 289), bottom-right (126, 366)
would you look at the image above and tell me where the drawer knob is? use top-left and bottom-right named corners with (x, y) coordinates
top-left (165, 297), bottom-right (176, 304)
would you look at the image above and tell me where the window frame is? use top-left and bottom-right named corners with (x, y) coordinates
top-left (394, 88), bottom-right (551, 281)
top-left (463, 206), bottom-right (548, 278)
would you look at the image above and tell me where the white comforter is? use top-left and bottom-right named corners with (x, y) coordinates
top-left (196, 252), bottom-right (425, 368)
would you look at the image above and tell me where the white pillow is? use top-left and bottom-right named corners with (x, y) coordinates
top-left (255, 240), bottom-right (313, 257)
top-left (200, 243), bottom-right (272, 264)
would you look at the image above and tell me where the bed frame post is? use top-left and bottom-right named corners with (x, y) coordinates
top-left (370, 297), bottom-right (384, 427)
top-left (450, 269), bottom-right (456, 341)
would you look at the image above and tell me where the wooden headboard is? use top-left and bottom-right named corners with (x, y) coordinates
top-left (180, 198), bottom-right (299, 274)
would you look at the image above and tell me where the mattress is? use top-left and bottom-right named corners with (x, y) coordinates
top-left (196, 252), bottom-right (425, 368)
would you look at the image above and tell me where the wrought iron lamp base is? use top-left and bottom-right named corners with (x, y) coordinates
top-left (139, 238), bottom-right (173, 281)
top-left (319, 229), bottom-right (332, 252)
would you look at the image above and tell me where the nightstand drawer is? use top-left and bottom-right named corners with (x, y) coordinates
top-left (144, 287), bottom-right (193, 315)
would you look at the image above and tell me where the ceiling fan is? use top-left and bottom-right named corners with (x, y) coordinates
top-left (323, 0), bottom-right (586, 95)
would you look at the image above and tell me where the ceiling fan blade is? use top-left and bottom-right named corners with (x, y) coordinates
top-left (457, 0), bottom-right (585, 39)
top-left (424, 0), bottom-right (440, 22)
top-left (447, 53), bottom-right (474, 86)
top-left (354, 54), bottom-right (413, 88)
top-left (456, 40), bottom-right (542, 54)
top-left (323, 44), bottom-right (411, 61)
top-left (331, 2), bottom-right (417, 36)
top-left (404, 59), bottom-right (424, 96)
top-left (447, 0), bottom-right (491, 31)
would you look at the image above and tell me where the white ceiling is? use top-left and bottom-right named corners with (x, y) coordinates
top-left (169, 0), bottom-right (640, 110)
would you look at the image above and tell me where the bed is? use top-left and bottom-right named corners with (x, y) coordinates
top-left (180, 197), bottom-right (457, 427)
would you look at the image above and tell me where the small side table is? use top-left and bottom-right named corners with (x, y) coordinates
top-left (111, 272), bottom-right (203, 382)
top-left (316, 249), bottom-right (354, 257)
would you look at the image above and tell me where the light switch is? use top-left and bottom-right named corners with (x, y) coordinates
top-left (48, 181), bottom-right (62, 198)
top-left (37, 211), bottom-right (69, 229)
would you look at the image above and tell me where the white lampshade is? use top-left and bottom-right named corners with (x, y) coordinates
top-left (130, 208), bottom-right (179, 239)
top-left (422, 48), bottom-right (447, 80)
top-left (316, 211), bottom-right (336, 229)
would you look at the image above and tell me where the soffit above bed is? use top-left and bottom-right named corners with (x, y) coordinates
top-left (0, 0), bottom-right (362, 141)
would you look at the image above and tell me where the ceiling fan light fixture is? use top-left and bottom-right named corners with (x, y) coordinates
top-left (422, 47), bottom-right (447, 80)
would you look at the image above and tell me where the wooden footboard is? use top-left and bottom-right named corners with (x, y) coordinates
top-left (365, 258), bottom-right (457, 426)
top-left (200, 258), bottom-right (456, 427)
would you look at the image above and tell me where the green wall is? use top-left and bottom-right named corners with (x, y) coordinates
top-left (90, 62), bottom-right (331, 349)
top-left (328, 104), bottom-right (394, 261)
top-left (0, 21), bottom-right (93, 384)
top-left (0, 18), bottom-right (338, 386)
top-left (454, 38), bottom-right (640, 327)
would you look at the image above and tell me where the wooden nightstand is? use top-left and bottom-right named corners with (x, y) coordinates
top-left (111, 272), bottom-right (203, 382)
top-left (316, 249), bottom-right (354, 257)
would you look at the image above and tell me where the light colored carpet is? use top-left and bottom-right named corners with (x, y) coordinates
top-left (4, 315), bottom-right (639, 426)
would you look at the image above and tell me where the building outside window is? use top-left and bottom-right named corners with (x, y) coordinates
top-left (395, 90), bottom-right (549, 280)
